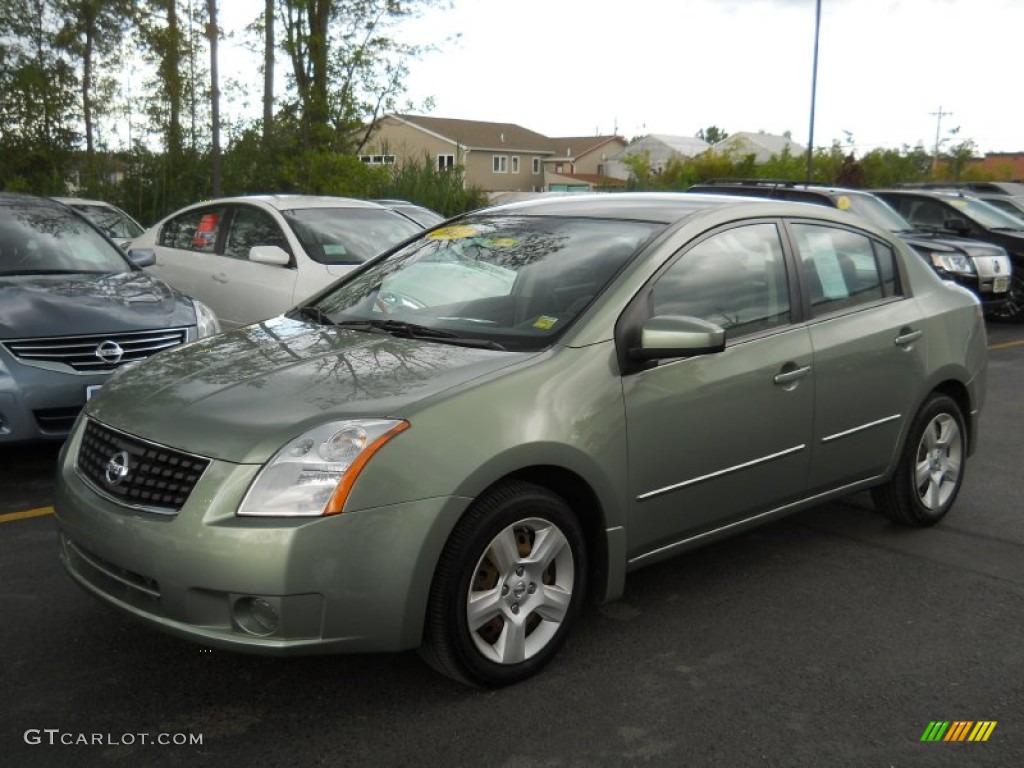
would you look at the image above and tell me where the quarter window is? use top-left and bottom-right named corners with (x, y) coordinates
top-left (651, 223), bottom-right (791, 338)
top-left (790, 224), bottom-right (898, 316)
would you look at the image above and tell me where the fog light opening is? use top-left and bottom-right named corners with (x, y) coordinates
top-left (233, 596), bottom-right (281, 636)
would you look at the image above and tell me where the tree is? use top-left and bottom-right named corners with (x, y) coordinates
top-left (696, 125), bottom-right (729, 145)
top-left (54, 0), bottom-right (134, 156)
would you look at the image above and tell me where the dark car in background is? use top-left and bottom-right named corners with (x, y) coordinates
top-left (874, 187), bottom-right (1024, 320)
top-left (890, 182), bottom-right (1024, 221)
top-left (687, 180), bottom-right (1013, 316)
top-left (0, 193), bottom-right (220, 444)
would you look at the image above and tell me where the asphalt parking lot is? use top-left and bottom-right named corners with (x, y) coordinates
top-left (1, 322), bottom-right (1022, 768)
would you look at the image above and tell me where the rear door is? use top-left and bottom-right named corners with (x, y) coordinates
top-left (786, 220), bottom-right (927, 493)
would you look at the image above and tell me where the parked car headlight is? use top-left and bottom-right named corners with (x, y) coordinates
top-left (238, 419), bottom-right (409, 517)
top-left (193, 299), bottom-right (221, 338)
top-left (929, 251), bottom-right (975, 276)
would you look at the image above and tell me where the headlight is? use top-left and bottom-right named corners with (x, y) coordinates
top-left (238, 419), bottom-right (409, 517)
top-left (193, 299), bottom-right (221, 338)
top-left (929, 251), bottom-right (975, 276)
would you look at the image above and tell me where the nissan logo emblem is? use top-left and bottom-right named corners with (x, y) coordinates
top-left (104, 451), bottom-right (131, 487)
top-left (95, 340), bottom-right (125, 365)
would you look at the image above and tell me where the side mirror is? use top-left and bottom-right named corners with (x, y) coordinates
top-left (127, 248), bottom-right (156, 267)
top-left (249, 245), bottom-right (290, 266)
top-left (630, 315), bottom-right (726, 360)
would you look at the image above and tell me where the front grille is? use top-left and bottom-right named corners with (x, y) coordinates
top-left (3, 327), bottom-right (188, 372)
top-left (76, 419), bottom-right (210, 513)
top-left (34, 406), bottom-right (82, 434)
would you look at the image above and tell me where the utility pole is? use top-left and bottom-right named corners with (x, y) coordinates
top-left (806, 0), bottom-right (822, 182)
top-left (930, 106), bottom-right (953, 178)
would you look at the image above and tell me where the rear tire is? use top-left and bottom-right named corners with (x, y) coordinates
top-left (419, 480), bottom-right (587, 687)
top-left (871, 393), bottom-right (966, 526)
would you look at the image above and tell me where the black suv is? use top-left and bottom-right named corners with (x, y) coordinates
top-left (874, 188), bottom-right (1024, 320)
top-left (688, 180), bottom-right (1015, 318)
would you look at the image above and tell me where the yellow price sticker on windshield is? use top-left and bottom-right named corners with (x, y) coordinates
top-left (427, 225), bottom-right (480, 240)
top-left (533, 315), bottom-right (558, 330)
top-left (836, 195), bottom-right (851, 210)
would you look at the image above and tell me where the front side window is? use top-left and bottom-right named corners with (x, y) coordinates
top-left (493, 155), bottom-right (508, 173)
top-left (791, 223), bottom-right (898, 316)
top-left (651, 223), bottom-right (791, 338)
top-left (159, 206), bottom-right (228, 253)
top-left (224, 206), bottom-right (290, 261)
top-left (305, 215), bottom-right (663, 352)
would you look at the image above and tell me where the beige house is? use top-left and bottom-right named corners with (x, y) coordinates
top-left (362, 115), bottom-right (629, 193)
top-left (362, 114), bottom-right (555, 193)
top-left (542, 135), bottom-right (630, 191)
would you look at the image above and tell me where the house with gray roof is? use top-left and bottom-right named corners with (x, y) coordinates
top-left (605, 134), bottom-right (711, 179)
top-left (709, 131), bottom-right (806, 163)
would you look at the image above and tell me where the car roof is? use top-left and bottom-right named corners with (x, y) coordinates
top-left (188, 194), bottom-right (390, 212)
top-left (51, 196), bottom-right (121, 208)
top-left (0, 192), bottom-right (67, 209)
top-left (473, 191), bottom-right (870, 229)
top-left (474, 191), bottom-right (802, 223)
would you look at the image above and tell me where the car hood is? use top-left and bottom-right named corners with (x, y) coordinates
top-left (896, 231), bottom-right (1005, 255)
top-left (86, 316), bottom-right (534, 463)
top-left (0, 272), bottom-right (195, 338)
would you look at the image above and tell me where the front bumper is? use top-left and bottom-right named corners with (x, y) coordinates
top-left (54, 423), bottom-right (470, 654)
top-left (0, 353), bottom-right (107, 443)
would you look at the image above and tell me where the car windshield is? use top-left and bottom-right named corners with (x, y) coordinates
top-left (0, 203), bottom-right (132, 276)
top-left (302, 215), bottom-right (663, 352)
top-left (283, 207), bottom-right (424, 265)
top-left (949, 197), bottom-right (1024, 230)
top-left (70, 203), bottom-right (145, 239)
top-left (841, 193), bottom-right (914, 233)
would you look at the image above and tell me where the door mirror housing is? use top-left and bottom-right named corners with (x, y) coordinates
top-left (630, 315), bottom-right (726, 360)
top-left (127, 248), bottom-right (156, 267)
top-left (249, 245), bottom-right (290, 266)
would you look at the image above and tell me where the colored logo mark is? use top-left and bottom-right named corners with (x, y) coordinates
top-left (921, 721), bottom-right (997, 742)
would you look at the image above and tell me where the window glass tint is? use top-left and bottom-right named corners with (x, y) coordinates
top-left (874, 241), bottom-right (900, 297)
top-left (651, 223), bottom-right (791, 337)
top-left (283, 207), bottom-right (421, 265)
top-left (224, 206), bottom-right (289, 260)
top-left (792, 224), bottom-right (887, 315)
top-left (159, 206), bottom-right (227, 253)
top-left (71, 204), bottom-right (145, 239)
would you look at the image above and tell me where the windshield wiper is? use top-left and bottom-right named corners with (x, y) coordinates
top-left (335, 318), bottom-right (507, 350)
top-left (990, 227), bottom-right (1024, 233)
top-left (288, 305), bottom-right (336, 325)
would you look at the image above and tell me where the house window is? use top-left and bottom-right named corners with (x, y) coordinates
top-left (511, 156), bottom-right (520, 174)
top-left (532, 158), bottom-right (541, 175)
top-left (493, 155), bottom-right (508, 173)
top-left (359, 155), bottom-right (395, 165)
top-left (555, 163), bottom-right (564, 174)
top-left (437, 154), bottom-right (455, 171)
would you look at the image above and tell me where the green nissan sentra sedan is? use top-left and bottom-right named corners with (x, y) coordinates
top-left (54, 193), bottom-right (987, 686)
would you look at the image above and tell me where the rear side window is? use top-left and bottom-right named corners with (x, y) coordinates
top-left (791, 224), bottom-right (900, 316)
top-left (159, 207), bottom-right (227, 253)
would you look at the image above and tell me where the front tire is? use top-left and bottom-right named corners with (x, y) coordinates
top-left (420, 481), bottom-right (587, 687)
top-left (872, 393), bottom-right (967, 526)
top-left (987, 273), bottom-right (1024, 322)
